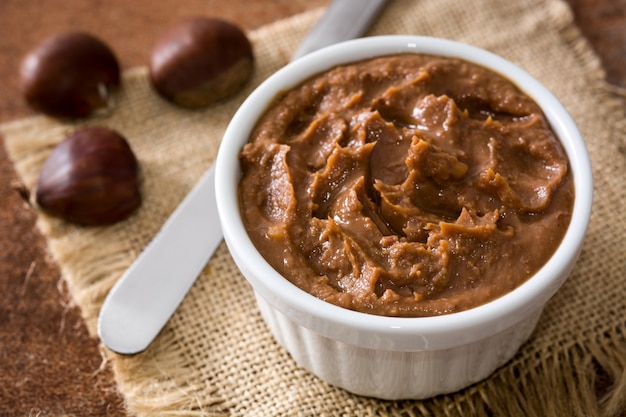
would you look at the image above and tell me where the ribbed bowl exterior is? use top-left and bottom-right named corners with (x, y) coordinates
top-left (255, 292), bottom-right (542, 399)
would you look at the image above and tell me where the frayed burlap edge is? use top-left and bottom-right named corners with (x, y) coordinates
top-left (1, 9), bottom-right (326, 417)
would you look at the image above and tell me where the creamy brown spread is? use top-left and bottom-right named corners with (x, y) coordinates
top-left (238, 54), bottom-right (574, 317)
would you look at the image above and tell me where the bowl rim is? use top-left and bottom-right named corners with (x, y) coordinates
top-left (215, 35), bottom-right (593, 351)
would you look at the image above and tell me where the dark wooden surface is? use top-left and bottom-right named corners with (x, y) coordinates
top-left (0, 0), bottom-right (623, 415)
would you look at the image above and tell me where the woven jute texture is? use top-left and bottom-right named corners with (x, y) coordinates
top-left (2, 0), bottom-right (626, 415)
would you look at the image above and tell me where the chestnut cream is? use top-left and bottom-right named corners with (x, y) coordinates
top-left (239, 54), bottom-right (574, 317)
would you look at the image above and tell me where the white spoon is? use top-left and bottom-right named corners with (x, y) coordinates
top-left (97, 0), bottom-right (388, 355)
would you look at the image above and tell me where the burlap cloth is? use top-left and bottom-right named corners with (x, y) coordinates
top-left (2, 0), bottom-right (626, 415)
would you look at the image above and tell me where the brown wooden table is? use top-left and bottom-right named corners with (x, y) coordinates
top-left (0, 0), bottom-right (623, 415)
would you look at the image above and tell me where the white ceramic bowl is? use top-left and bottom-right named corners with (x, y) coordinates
top-left (215, 36), bottom-right (593, 400)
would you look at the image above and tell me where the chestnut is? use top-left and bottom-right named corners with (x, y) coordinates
top-left (35, 127), bottom-right (141, 226)
top-left (20, 32), bottom-right (120, 119)
top-left (149, 17), bottom-right (254, 108)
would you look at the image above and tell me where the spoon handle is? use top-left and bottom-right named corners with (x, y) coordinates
top-left (292, 0), bottom-right (388, 61)
top-left (98, 166), bottom-right (221, 354)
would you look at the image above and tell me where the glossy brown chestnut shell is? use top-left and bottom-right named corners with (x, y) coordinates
top-left (35, 127), bottom-right (141, 226)
top-left (149, 17), bottom-right (254, 108)
top-left (20, 32), bottom-right (120, 119)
